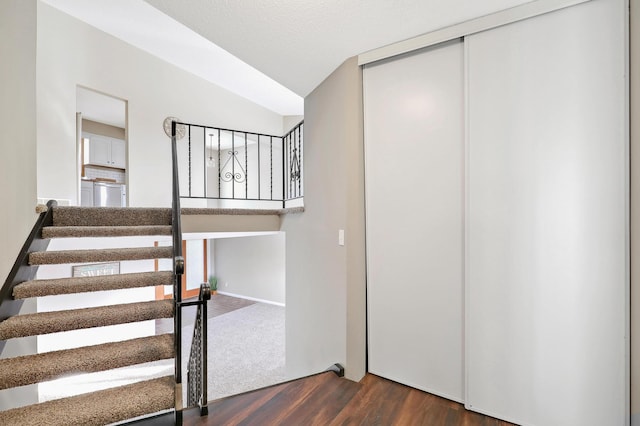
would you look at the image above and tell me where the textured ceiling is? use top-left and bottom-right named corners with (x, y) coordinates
top-left (145, 0), bottom-right (532, 97)
top-left (43, 0), bottom-right (534, 115)
top-left (42, 0), bottom-right (304, 115)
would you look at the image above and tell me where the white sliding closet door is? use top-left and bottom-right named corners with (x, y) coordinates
top-left (465, 0), bottom-right (627, 425)
top-left (364, 40), bottom-right (464, 401)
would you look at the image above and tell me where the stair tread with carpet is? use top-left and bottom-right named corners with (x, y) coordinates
top-left (0, 299), bottom-right (174, 339)
top-left (0, 375), bottom-right (175, 426)
top-left (0, 333), bottom-right (174, 389)
top-left (0, 204), bottom-right (189, 424)
top-left (42, 225), bottom-right (173, 238)
top-left (13, 270), bottom-right (174, 298)
top-left (29, 246), bottom-right (173, 265)
top-left (51, 206), bottom-right (172, 227)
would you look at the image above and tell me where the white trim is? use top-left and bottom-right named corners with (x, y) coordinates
top-left (368, 367), bottom-right (464, 404)
top-left (623, 0), bottom-right (631, 423)
top-left (216, 291), bottom-right (285, 307)
top-left (37, 198), bottom-right (71, 206)
top-left (358, 0), bottom-right (592, 66)
top-left (463, 34), bottom-right (471, 410)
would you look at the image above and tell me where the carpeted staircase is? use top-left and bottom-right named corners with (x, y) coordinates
top-left (0, 206), bottom-right (180, 425)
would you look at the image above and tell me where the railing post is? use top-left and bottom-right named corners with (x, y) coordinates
top-left (282, 135), bottom-right (286, 208)
top-left (171, 120), bottom-right (184, 421)
top-left (297, 124), bottom-right (302, 198)
top-left (186, 283), bottom-right (210, 415)
top-left (244, 132), bottom-right (248, 200)
top-left (200, 283), bottom-right (209, 415)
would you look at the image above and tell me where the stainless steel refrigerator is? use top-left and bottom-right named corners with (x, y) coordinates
top-left (93, 182), bottom-right (126, 207)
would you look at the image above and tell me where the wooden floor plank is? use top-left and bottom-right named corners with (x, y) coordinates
top-left (193, 383), bottom-right (284, 425)
top-left (184, 372), bottom-right (516, 426)
top-left (278, 373), bottom-right (361, 425)
top-left (392, 388), bottom-right (439, 426)
top-left (182, 374), bottom-right (331, 426)
top-left (229, 373), bottom-right (332, 426)
top-left (328, 374), bottom-right (382, 425)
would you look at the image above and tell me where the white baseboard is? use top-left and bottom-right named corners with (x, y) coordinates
top-left (38, 198), bottom-right (71, 206)
top-left (217, 291), bottom-right (285, 307)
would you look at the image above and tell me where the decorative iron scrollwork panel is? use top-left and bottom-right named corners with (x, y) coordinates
top-left (220, 150), bottom-right (246, 183)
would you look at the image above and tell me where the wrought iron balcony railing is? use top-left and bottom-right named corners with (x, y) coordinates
top-left (173, 120), bottom-right (303, 209)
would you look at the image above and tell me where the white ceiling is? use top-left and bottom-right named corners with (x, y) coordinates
top-left (44, 0), bottom-right (533, 115)
top-left (145, 0), bottom-right (533, 96)
top-left (42, 0), bottom-right (303, 116)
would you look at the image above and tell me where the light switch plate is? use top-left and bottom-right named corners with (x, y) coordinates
top-left (338, 229), bottom-right (345, 246)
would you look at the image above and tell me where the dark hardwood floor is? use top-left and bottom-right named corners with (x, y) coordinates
top-left (156, 293), bottom-right (255, 334)
top-left (160, 295), bottom-right (511, 424)
top-left (183, 372), bottom-right (515, 426)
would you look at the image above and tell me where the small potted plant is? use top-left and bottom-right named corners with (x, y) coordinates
top-left (208, 275), bottom-right (218, 295)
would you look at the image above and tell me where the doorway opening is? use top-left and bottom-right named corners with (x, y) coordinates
top-left (76, 87), bottom-right (128, 207)
top-left (155, 232), bottom-right (286, 402)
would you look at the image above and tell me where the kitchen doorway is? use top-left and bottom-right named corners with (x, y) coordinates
top-left (76, 87), bottom-right (128, 207)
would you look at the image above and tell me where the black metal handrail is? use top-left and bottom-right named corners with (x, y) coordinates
top-left (171, 121), bottom-right (185, 424)
top-left (175, 120), bottom-right (303, 208)
top-left (187, 283), bottom-right (210, 415)
top-left (0, 200), bottom-right (57, 355)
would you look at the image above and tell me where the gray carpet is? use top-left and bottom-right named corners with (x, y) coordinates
top-left (37, 204), bottom-right (304, 219)
top-left (184, 302), bottom-right (286, 401)
top-left (182, 207), bottom-right (304, 216)
top-left (38, 302), bottom-right (285, 406)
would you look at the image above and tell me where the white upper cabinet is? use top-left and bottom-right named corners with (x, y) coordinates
top-left (88, 135), bottom-right (111, 167)
top-left (109, 138), bottom-right (126, 169)
top-left (85, 133), bottom-right (126, 169)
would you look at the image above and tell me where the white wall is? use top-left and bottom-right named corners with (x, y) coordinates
top-left (0, 1), bottom-right (38, 279)
top-left (213, 233), bottom-right (285, 305)
top-left (281, 57), bottom-right (366, 382)
top-left (283, 115), bottom-right (303, 133)
top-left (0, 0), bottom-right (39, 410)
top-left (36, 2), bottom-right (285, 207)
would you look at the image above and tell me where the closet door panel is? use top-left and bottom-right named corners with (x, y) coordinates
top-left (465, 0), bottom-right (627, 424)
top-left (364, 40), bottom-right (464, 401)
